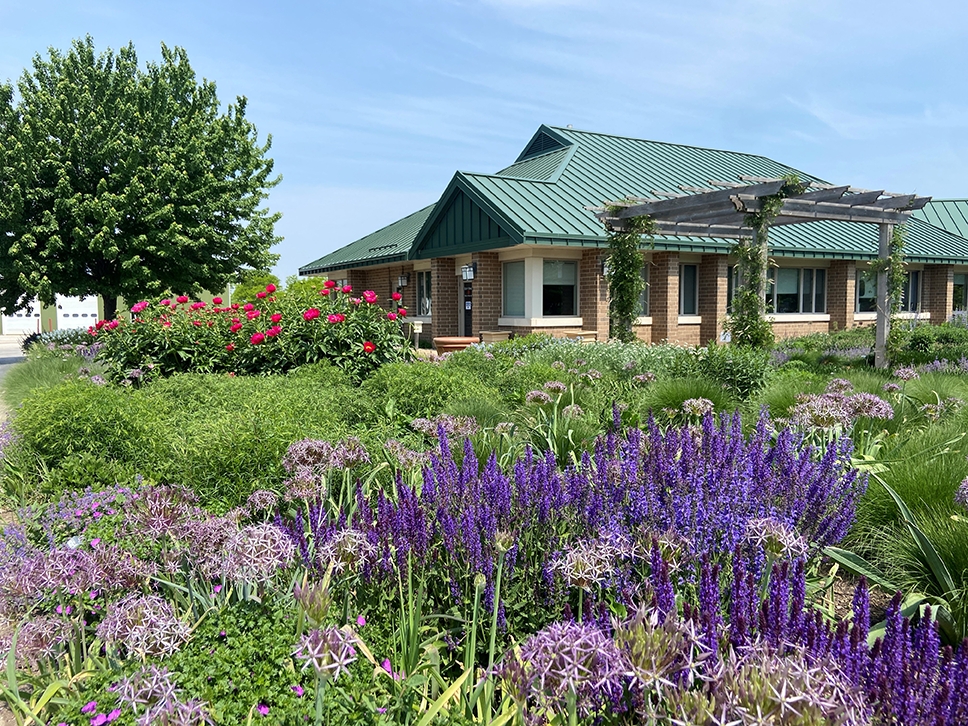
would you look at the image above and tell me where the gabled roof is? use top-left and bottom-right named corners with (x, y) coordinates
top-left (300, 126), bottom-right (968, 275)
top-left (914, 200), bottom-right (968, 240)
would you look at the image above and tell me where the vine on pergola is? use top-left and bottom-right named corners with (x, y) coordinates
top-left (605, 209), bottom-right (655, 343)
top-left (728, 175), bottom-right (807, 348)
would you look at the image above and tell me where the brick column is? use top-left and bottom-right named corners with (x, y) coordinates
top-left (579, 249), bottom-right (610, 339)
top-left (347, 270), bottom-right (366, 290)
top-left (923, 264), bottom-right (954, 324)
top-left (827, 260), bottom-right (855, 332)
top-left (431, 257), bottom-right (458, 337)
top-left (650, 252), bottom-right (679, 343)
top-left (472, 251), bottom-right (501, 334)
top-left (699, 254), bottom-right (728, 345)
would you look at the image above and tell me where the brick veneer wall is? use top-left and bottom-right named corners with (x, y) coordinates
top-left (673, 325), bottom-right (701, 347)
top-left (772, 321), bottom-right (830, 340)
top-left (923, 264), bottom-right (954, 324)
top-left (431, 257), bottom-right (458, 337)
top-left (650, 252), bottom-right (679, 343)
top-left (472, 252), bottom-right (502, 334)
top-left (579, 249), bottom-right (610, 339)
top-left (827, 260), bottom-right (855, 332)
top-left (633, 325), bottom-right (652, 343)
top-left (699, 254), bottom-right (728, 345)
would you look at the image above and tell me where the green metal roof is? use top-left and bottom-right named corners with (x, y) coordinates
top-left (299, 204), bottom-right (435, 275)
top-left (914, 200), bottom-right (968, 241)
top-left (300, 125), bottom-right (968, 273)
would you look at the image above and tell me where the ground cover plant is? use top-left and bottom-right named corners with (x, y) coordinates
top-left (2, 326), bottom-right (968, 724)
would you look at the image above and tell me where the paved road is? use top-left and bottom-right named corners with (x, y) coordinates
top-left (0, 335), bottom-right (25, 385)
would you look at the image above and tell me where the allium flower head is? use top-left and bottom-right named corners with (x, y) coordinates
top-left (293, 580), bottom-right (332, 626)
top-left (788, 393), bottom-right (852, 429)
top-left (554, 537), bottom-right (630, 589)
top-left (222, 524), bottom-right (296, 584)
top-left (318, 528), bottom-right (376, 574)
top-left (525, 390), bottom-right (552, 404)
top-left (614, 606), bottom-right (710, 694)
top-left (849, 392), bottom-right (894, 420)
top-left (246, 489), bottom-right (279, 513)
top-left (561, 404), bottom-right (584, 419)
top-left (97, 594), bottom-right (190, 659)
top-left (385, 440), bottom-right (430, 469)
top-left (410, 414), bottom-right (479, 438)
top-left (633, 372), bottom-right (657, 384)
top-left (543, 380), bottom-right (567, 393)
top-left (893, 366), bottom-right (919, 381)
top-left (681, 398), bottom-right (715, 418)
top-left (293, 627), bottom-right (358, 681)
top-left (499, 621), bottom-right (627, 719)
top-left (117, 664), bottom-right (179, 711)
top-left (329, 436), bottom-right (370, 469)
top-left (882, 382), bottom-right (901, 393)
top-left (825, 378), bottom-right (854, 395)
top-left (955, 477), bottom-right (968, 510)
top-left (745, 517), bottom-right (808, 559)
top-left (0, 616), bottom-right (72, 668)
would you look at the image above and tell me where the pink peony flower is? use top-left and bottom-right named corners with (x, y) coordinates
top-left (303, 308), bottom-right (321, 321)
top-left (232, 303), bottom-right (240, 310)
top-left (271, 313), bottom-right (282, 323)
top-left (256, 291), bottom-right (267, 299)
top-left (266, 283), bottom-right (277, 293)
top-left (130, 301), bottom-right (149, 314)
top-left (363, 341), bottom-right (376, 354)
top-left (230, 323), bottom-right (243, 333)
top-left (192, 320), bottom-right (202, 326)
top-left (160, 298), bottom-right (171, 306)
top-left (320, 289), bottom-right (331, 296)
top-left (324, 280), bottom-right (337, 288)
top-left (244, 303), bottom-right (254, 311)
top-left (398, 308), bottom-right (407, 317)
top-left (327, 313), bottom-right (344, 324)
top-left (106, 320), bottom-right (119, 330)
top-left (266, 325), bottom-right (282, 338)
top-left (247, 310), bottom-right (261, 320)
top-left (226, 344), bottom-right (235, 351)
top-left (387, 312), bottom-right (397, 321)
top-left (191, 302), bottom-right (206, 310)
top-left (251, 333), bottom-right (265, 345)
top-left (341, 285), bottom-right (353, 293)
top-left (212, 296), bottom-right (222, 304)
top-left (350, 298), bottom-right (361, 305)
top-left (391, 292), bottom-right (402, 301)
top-left (362, 290), bottom-right (378, 304)
top-left (176, 295), bottom-right (189, 304)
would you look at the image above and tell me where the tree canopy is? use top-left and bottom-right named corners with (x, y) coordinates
top-left (0, 37), bottom-right (281, 319)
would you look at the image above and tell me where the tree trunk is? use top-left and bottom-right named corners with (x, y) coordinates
top-left (102, 296), bottom-right (118, 321)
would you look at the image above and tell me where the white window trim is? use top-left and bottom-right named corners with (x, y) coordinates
top-left (504, 257), bottom-right (579, 320)
top-left (677, 315), bottom-right (702, 325)
top-left (498, 316), bottom-right (584, 327)
top-left (635, 316), bottom-right (653, 326)
top-left (854, 311), bottom-right (930, 322)
top-left (768, 313), bottom-right (830, 323)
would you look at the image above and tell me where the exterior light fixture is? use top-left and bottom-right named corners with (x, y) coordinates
top-left (397, 274), bottom-right (409, 287)
top-left (461, 263), bottom-right (477, 281)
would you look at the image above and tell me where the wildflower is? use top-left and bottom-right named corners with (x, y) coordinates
top-left (293, 627), bottom-right (358, 681)
top-left (329, 436), bottom-right (371, 468)
top-left (561, 404), bottom-right (584, 419)
top-left (265, 283), bottom-right (277, 293)
top-left (825, 378), bottom-right (854, 395)
top-left (271, 313), bottom-right (282, 323)
top-left (127, 368), bottom-right (144, 380)
top-left (250, 332), bottom-right (265, 345)
top-left (849, 392), bottom-right (894, 419)
top-left (387, 312), bottom-right (397, 321)
top-left (681, 398), bottom-right (714, 417)
top-left (90, 375), bottom-right (107, 385)
top-left (362, 290), bottom-right (378, 303)
top-left (554, 537), bottom-right (630, 589)
top-left (97, 595), bottom-right (190, 658)
top-left (303, 308), bottom-right (320, 321)
top-left (318, 529), bottom-right (376, 574)
top-left (356, 615), bottom-right (366, 627)
top-left (247, 490), bottom-right (278, 512)
top-left (525, 390), bottom-right (552, 404)
top-left (633, 372), bottom-right (656, 384)
top-left (893, 366), bottom-right (919, 381)
top-left (583, 368), bottom-right (602, 380)
top-left (745, 517), bottom-right (808, 558)
top-left (391, 292), bottom-right (402, 301)
top-left (292, 684), bottom-right (304, 697)
top-left (82, 701), bottom-right (98, 714)
top-left (552, 361), bottom-right (565, 369)
top-left (176, 295), bottom-right (188, 304)
top-left (212, 297), bottom-right (222, 304)
top-left (623, 359), bottom-right (637, 370)
top-left (363, 341), bottom-right (376, 353)
top-left (222, 524), bottom-right (296, 584)
top-left (543, 380), bottom-right (567, 392)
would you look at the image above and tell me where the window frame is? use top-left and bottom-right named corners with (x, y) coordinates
top-left (765, 267), bottom-right (827, 314)
top-left (502, 260), bottom-right (526, 318)
top-left (416, 270), bottom-right (432, 316)
top-left (541, 260), bottom-right (578, 317)
top-left (679, 263), bottom-right (698, 316)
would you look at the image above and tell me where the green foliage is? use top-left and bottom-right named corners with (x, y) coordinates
top-left (693, 344), bottom-right (772, 398)
top-left (362, 361), bottom-right (497, 420)
top-left (892, 322), bottom-right (968, 365)
top-left (605, 213), bottom-right (654, 342)
top-left (0, 36), bottom-right (280, 319)
top-left (633, 377), bottom-right (737, 420)
top-left (1, 352), bottom-right (104, 408)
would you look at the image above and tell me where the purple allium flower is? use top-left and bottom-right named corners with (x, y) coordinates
top-left (554, 538), bottom-right (630, 589)
top-left (498, 621), bottom-right (627, 719)
top-left (410, 415), bottom-right (479, 439)
top-left (681, 398), bottom-right (715, 418)
top-left (89, 375), bottom-right (108, 385)
top-left (623, 360), bottom-right (638, 371)
top-left (246, 490), bottom-right (279, 513)
top-left (317, 528), bottom-right (376, 574)
top-left (117, 664), bottom-right (179, 711)
top-left (848, 392), bottom-right (894, 420)
top-left (97, 594), bottom-right (190, 658)
top-left (789, 393), bottom-right (853, 429)
top-left (552, 360), bottom-right (565, 370)
top-left (956, 478), bottom-right (968, 510)
top-left (293, 627), bottom-right (358, 681)
top-left (385, 440), bottom-right (430, 469)
top-left (561, 404), bottom-right (584, 419)
top-left (127, 368), bottom-right (144, 380)
top-left (222, 524), bottom-right (295, 584)
top-left (633, 372), bottom-right (657, 385)
top-left (582, 368), bottom-right (602, 380)
top-left (745, 518), bottom-right (808, 559)
top-left (525, 390), bottom-right (552, 404)
top-left (882, 382), bottom-right (901, 394)
top-left (329, 436), bottom-right (370, 469)
top-left (543, 380), bottom-right (567, 393)
top-left (893, 366), bottom-right (919, 381)
top-left (825, 378), bottom-right (854, 395)
top-left (493, 421), bottom-right (515, 435)
top-left (293, 580), bottom-right (332, 627)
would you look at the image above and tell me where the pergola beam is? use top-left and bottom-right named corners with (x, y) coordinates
top-left (610, 180), bottom-right (784, 220)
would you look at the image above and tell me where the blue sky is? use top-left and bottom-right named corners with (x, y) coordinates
top-left (2, 0), bottom-right (967, 279)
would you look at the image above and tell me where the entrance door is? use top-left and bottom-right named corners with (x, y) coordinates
top-left (462, 282), bottom-right (473, 337)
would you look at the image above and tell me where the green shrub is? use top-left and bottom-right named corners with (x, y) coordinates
top-left (695, 344), bottom-right (771, 398)
top-left (633, 377), bottom-right (737, 419)
top-left (361, 360), bottom-right (498, 420)
top-left (2, 354), bottom-right (106, 408)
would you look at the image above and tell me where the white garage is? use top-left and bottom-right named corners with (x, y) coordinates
top-left (1, 299), bottom-right (42, 335)
top-left (55, 295), bottom-right (99, 330)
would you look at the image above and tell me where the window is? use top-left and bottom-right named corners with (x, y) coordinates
top-left (503, 261), bottom-right (525, 317)
top-left (767, 268), bottom-right (826, 314)
top-left (416, 271), bottom-right (432, 316)
top-left (542, 260), bottom-right (577, 316)
top-left (856, 270), bottom-right (877, 313)
top-left (900, 271), bottom-right (921, 312)
top-left (955, 273), bottom-right (968, 312)
top-left (638, 264), bottom-right (650, 316)
top-left (726, 265), bottom-right (740, 313)
top-left (679, 264), bottom-right (698, 316)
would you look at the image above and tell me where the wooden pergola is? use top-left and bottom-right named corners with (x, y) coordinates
top-left (591, 176), bottom-right (932, 367)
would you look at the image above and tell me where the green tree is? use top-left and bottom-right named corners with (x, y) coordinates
top-left (0, 37), bottom-right (281, 320)
top-left (232, 268), bottom-right (281, 303)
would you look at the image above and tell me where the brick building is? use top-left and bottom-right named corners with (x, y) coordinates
top-left (299, 126), bottom-right (968, 346)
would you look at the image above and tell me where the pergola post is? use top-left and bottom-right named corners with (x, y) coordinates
top-left (874, 223), bottom-right (892, 369)
top-left (754, 225), bottom-right (768, 309)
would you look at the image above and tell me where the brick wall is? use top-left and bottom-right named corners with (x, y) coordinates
top-left (772, 321), bottom-right (830, 340)
top-left (633, 324), bottom-right (652, 343)
top-left (699, 254), bottom-right (728, 345)
top-left (923, 264), bottom-right (953, 323)
top-left (579, 249), bottom-right (610, 339)
top-left (472, 251), bottom-right (502, 334)
top-left (672, 325), bottom-right (701, 347)
top-left (650, 252), bottom-right (679, 343)
top-left (827, 260), bottom-right (855, 331)
top-left (431, 257), bottom-right (458, 337)
top-left (347, 270), bottom-right (367, 291)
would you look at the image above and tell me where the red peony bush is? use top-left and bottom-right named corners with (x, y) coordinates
top-left (92, 283), bottom-right (413, 381)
